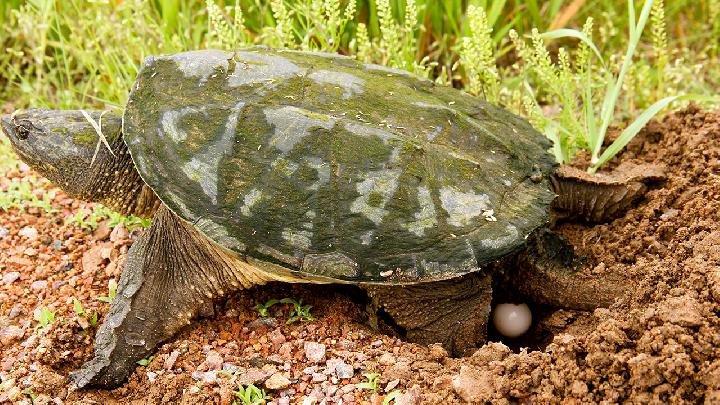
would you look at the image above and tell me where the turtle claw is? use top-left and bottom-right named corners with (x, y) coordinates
top-left (70, 223), bottom-right (191, 388)
top-left (72, 206), bottom-right (258, 388)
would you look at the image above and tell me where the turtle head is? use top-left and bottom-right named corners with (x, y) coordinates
top-left (1, 108), bottom-right (124, 197)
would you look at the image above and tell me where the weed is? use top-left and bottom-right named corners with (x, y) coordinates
top-left (280, 298), bottom-right (314, 324)
top-left (65, 204), bottom-right (149, 232)
top-left (233, 383), bottom-right (269, 405)
top-left (357, 372), bottom-right (381, 392)
top-left (459, 5), bottom-right (500, 102)
top-left (36, 306), bottom-right (55, 330)
top-left (72, 296), bottom-right (98, 329)
top-left (514, 0), bottom-right (720, 171)
top-left (97, 278), bottom-right (118, 304)
top-left (136, 355), bottom-right (154, 366)
top-left (253, 299), bottom-right (281, 317)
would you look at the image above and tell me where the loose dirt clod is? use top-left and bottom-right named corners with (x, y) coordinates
top-left (1, 107), bottom-right (720, 403)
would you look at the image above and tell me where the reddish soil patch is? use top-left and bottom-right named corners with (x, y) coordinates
top-left (1, 107), bottom-right (719, 404)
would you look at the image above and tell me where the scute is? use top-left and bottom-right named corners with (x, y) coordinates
top-left (123, 48), bottom-right (556, 284)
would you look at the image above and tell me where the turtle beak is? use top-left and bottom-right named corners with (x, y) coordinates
top-left (1, 114), bottom-right (15, 140)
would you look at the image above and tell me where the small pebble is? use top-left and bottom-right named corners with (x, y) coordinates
top-left (31, 280), bottom-right (48, 291)
top-left (335, 361), bottom-right (354, 379)
top-left (304, 342), bottom-right (326, 363)
top-left (265, 373), bottom-right (291, 390)
top-left (18, 226), bottom-right (38, 240)
top-left (3, 272), bottom-right (20, 285)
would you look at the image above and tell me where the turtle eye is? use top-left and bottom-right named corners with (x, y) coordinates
top-left (14, 120), bottom-right (35, 140)
top-left (16, 125), bottom-right (30, 140)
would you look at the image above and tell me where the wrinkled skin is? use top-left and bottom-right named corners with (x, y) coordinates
top-left (0, 49), bottom-right (656, 389)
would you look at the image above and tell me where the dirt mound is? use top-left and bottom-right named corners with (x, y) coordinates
top-left (1, 107), bottom-right (719, 404)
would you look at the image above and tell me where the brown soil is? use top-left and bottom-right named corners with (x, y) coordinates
top-left (1, 106), bottom-right (719, 404)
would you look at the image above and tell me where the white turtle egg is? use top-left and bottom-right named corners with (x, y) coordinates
top-left (492, 303), bottom-right (532, 338)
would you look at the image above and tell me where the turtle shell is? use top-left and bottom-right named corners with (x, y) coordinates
top-left (123, 48), bottom-right (556, 284)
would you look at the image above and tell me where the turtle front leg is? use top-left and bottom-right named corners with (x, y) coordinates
top-left (499, 229), bottom-right (626, 310)
top-left (363, 272), bottom-right (492, 356)
top-left (70, 206), bottom-right (270, 388)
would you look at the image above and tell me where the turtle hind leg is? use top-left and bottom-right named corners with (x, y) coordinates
top-left (363, 272), bottom-right (492, 357)
top-left (70, 206), bottom-right (270, 388)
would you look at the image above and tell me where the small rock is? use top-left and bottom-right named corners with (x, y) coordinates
top-left (8, 305), bottom-right (24, 319)
top-left (394, 386), bottom-right (422, 405)
top-left (452, 366), bottom-right (494, 403)
top-left (93, 221), bottom-right (111, 240)
top-left (311, 373), bottom-right (327, 382)
top-left (222, 362), bottom-right (241, 374)
top-left (236, 369), bottom-right (271, 385)
top-left (0, 326), bottom-right (25, 346)
top-left (428, 344), bottom-right (448, 361)
top-left (205, 350), bottom-right (223, 371)
top-left (164, 350), bottom-right (180, 370)
top-left (656, 296), bottom-right (704, 327)
top-left (188, 385), bottom-right (200, 394)
top-left (265, 373), bottom-right (291, 390)
top-left (370, 339), bottom-right (383, 348)
top-left (385, 379), bottom-right (400, 392)
top-left (3, 272), bottom-right (20, 285)
top-left (110, 224), bottom-right (130, 243)
top-left (18, 226), bottom-right (38, 240)
top-left (24, 247), bottom-right (37, 257)
top-left (246, 317), bottom-right (278, 332)
top-left (378, 353), bottom-right (395, 366)
top-left (304, 341), bottom-right (326, 363)
top-left (0, 227), bottom-right (8, 238)
top-left (146, 371), bottom-right (157, 383)
top-left (191, 370), bottom-right (217, 385)
top-left (31, 280), bottom-right (48, 291)
top-left (334, 361), bottom-right (354, 379)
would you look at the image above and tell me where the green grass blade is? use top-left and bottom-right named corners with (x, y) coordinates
top-left (592, 94), bottom-right (720, 171)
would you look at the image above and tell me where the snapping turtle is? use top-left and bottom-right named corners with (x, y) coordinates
top-left (1, 49), bottom-right (661, 388)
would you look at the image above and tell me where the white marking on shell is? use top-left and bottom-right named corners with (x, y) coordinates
top-left (363, 63), bottom-right (412, 76)
top-left (304, 156), bottom-right (331, 191)
top-left (360, 230), bottom-right (374, 245)
top-left (263, 106), bottom-right (335, 154)
top-left (425, 125), bottom-right (443, 141)
top-left (282, 228), bottom-right (313, 250)
top-left (308, 70), bottom-right (365, 99)
top-left (439, 186), bottom-right (491, 227)
top-left (168, 50), bottom-right (231, 84)
top-left (195, 217), bottom-right (246, 251)
top-left (343, 122), bottom-right (396, 144)
top-left (479, 224), bottom-right (519, 249)
top-left (240, 188), bottom-right (263, 216)
top-left (413, 101), bottom-right (456, 112)
top-left (228, 52), bottom-right (303, 88)
top-left (181, 102), bottom-right (245, 204)
top-left (402, 186), bottom-right (437, 237)
top-left (161, 106), bottom-right (207, 142)
top-left (350, 169), bottom-right (402, 225)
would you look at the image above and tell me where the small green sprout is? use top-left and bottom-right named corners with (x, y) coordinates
top-left (383, 390), bottom-right (402, 405)
top-left (357, 372), bottom-right (381, 392)
top-left (280, 298), bottom-right (314, 324)
top-left (136, 355), bottom-right (154, 366)
top-left (72, 297), bottom-right (98, 329)
top-left (23, 387), bottom-right (37, 402)
top-left (232, 383), bottom-right (269, 405)
top-left (36, 306), bottom-right (55, 330)
top-left (97, 278), bottom-right (118, 303)
top-left (253, 299), bottom-right (280, 317)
